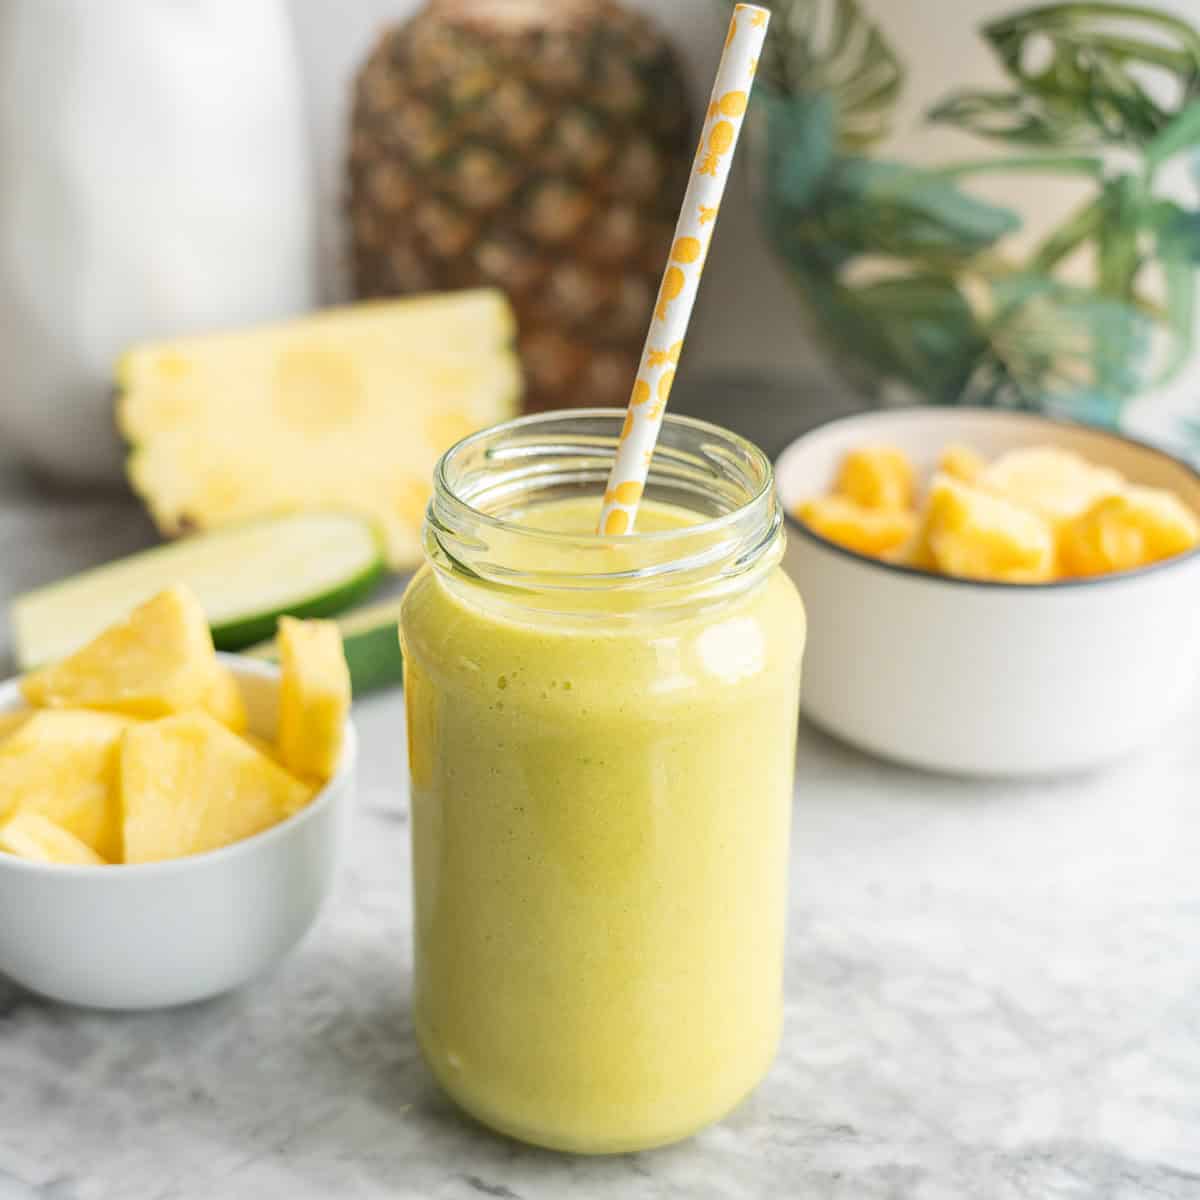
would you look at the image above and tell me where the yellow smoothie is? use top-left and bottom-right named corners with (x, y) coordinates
top-left (402, 495), bottom-right (805, 1153)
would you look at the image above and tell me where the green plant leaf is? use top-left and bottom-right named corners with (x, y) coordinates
top-left (731, 0), bottom-right (904, 148)
top-left (1145, 101), bottom-right (1200, 170)
top-left (929, 89), bottom-right (1097, 146)
top-left (1145, 198), bottom-right (1199, 380)
top-left (760, 90), bottom-right (838, 211)
top-left (980, 2), bottom-right (1200, 147)
top-left (814, 158), bottom-right (1021, 262)
top-left (980, 272), bottom-right (1155, 419)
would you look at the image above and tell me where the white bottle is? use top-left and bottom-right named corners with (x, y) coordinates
top-left (0, 0), bottom-right (317, 484)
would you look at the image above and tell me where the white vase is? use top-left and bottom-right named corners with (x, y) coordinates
top-left (0, 0), bottom-right (317, 485)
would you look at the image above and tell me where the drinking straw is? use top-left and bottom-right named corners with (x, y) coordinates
top-left (596, 3), bottom-right (769, 535)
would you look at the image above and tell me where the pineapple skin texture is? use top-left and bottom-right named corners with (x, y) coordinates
top-left (121, 712), bottom-right (313, 864)
top-left (0, 711), bottom-right (133, 862)
top-left (834, 446), bottom-right (916, 511)
top-left (0, 810), bottom-right (106, 866)
top-left (118, 291), bottom-right (521, 569)
top-left (277, 617), bottom-right (351, 783)
top-left (1060, 486), bottom-right (1200, 577)
top-left (347, 5), bottom-right (694, 414)
top-left (923, 476), bottom-right (1056, 583)
top-left (797, 496), bottom-right (917, 559)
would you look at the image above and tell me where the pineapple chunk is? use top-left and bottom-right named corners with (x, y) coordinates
top-left (980, 446), bottom-right (1124, 524)
top-left (1059, 486), bottom-right (1200, 577)
top-left (121, 712), bottom-right (313, 864)
top-left (0, 711), bottom-right (132, 861)
top-left (204, 663), bottom-right (248, 733)
top-left (118, 290), bottom-right (522, 568)
top-left (938, 443), bottom-right (988, 485)
top-left (0, 710), bottom-right (29, 744)
top-left (923, 475), bottom-right (1056, 583)
top-left (0, 811), bottom-right (106, 866)
top-left (22, 586), bottom-right (217, 718)
top-left (833, 445), bottom-right (915, 511)
top-left (797, 496), bottom-right (917, 559)
top-left (277, 618), bottom-right (351, 782)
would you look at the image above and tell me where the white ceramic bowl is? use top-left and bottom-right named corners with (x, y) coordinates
top-left (0, 655), bottom-right (355, 1009)
top-left (776, 408), bottom-right (1200, 777)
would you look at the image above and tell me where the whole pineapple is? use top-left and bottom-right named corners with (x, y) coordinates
top-left (348, 0), bottom-right (693, 412)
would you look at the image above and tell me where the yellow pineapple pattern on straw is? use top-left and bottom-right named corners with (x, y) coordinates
top-left (597, 3), bottom-right (769, 537)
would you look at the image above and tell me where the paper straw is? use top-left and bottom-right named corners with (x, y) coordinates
top-left (596, 3), bottom-right (769, 536)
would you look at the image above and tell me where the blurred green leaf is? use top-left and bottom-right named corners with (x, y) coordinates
top-left (767, 152), bottom-right (1020, 267)
top-left (760, 90), bottom-right (837, 211)
top-left (979, 272), bottom-right (1155, 420)
top-left (1145, 199), bottom-right (1199, 379)
top-left (931, 3), bottom-right (1200, 149)
top-left (1145, 102), bottom-right (1200, 169)
top-left (929, 89), bottom-right (1095, 146)
top-left (736, 0), bottom-right (904, 148)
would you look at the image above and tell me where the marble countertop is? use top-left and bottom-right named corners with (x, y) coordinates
top-left (0, 472), bottom-right (1197, 1200)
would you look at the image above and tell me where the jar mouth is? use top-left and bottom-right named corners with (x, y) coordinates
top-left (427, 409), bottom-right (782, 608)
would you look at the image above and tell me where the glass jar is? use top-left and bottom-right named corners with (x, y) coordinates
top-left (400, 411), bottom-right (806, 1154)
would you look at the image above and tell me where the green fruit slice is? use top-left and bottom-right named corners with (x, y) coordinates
top-left (11, 512), bottom-right (385, 670)
top-left (245, 597), bottom-right (405, 697)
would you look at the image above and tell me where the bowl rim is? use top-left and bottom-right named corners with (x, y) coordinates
top-left (0, 655), bottom-right (356, 879)
top-left (777, 406), bottom-right (1200, 592)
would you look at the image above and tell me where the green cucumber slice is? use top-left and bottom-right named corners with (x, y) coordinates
top-left (246, 597), bottom-right (405, 696)
top-left (11, 512), bottom-right (385, 669)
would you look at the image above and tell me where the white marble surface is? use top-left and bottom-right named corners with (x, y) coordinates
top-left (0, 478), bottom-right (1198, 1199)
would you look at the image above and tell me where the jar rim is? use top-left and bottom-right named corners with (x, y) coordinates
top-left (434, 407), bottom-right (775, 543)
top-left (425, 409), bottom-right (783, 613)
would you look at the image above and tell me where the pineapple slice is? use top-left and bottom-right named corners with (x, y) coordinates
top-left (277, 617), bottom-right (351, 782)
top-left (204, 663), bottom-right (248, 733)
top-left (0, 711), bottom-right (132, 861)
top-left (938, 443), bottom-right (988, 485)
top-left (797, 496), bottom-right (917, 559)
top-left (833, 445), bottom-right (915, 511)
top-left (22, 586), bottom-right (218, 718)
top-left (118, 290), bottom-right (522, 568)
top-left (121, 712), bottom-right (314, 864)
top-left (0, 710), bottom-right (29, 744)
top-left (1059, 486), bottom-right (1200, 577)
top-left (922, 475), bottom-right (1055, 583)
top-left (0, 811), bottom-right (106, 866)
top-left (979, 446), bottom-right (1124, 524)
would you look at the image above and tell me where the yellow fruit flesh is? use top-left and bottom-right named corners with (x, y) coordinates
top-left (0, 710), bottom-right (30, 744)
top-left (833, 445), bottom-right (915, 511)
top-left (797, 496), bottom-right (916, 558)
top-left (22, 586), bottom-right (217, 718)
top-left (938, 443), bottom-right (987, 485)
top-left (0, 810), bottom-right (106, 865)
top-left (121, 712), bottom-right (313, 864)
top-left (277, 618), bottom-right (351, 782)
top-left (1060, 486), bottom-right (1200, 577)
top-left (0, 711), bottom-right (132, 861)
top-left (118, 290), bottom-right (521, 568)
top-left (923, 475), bottom-right (1056, 583)
top-left (980, 447), bottom-right (1123, 525)
top-left (204, 664), bottom-right (248, 733)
